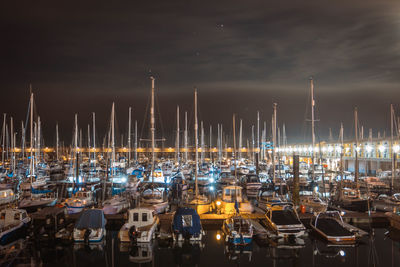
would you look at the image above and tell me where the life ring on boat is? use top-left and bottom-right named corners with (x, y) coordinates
top-left (128, 225), bottom-right (137, 243)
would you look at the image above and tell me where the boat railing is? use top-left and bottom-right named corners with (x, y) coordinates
top-left (313, 210), bottom-right (344, 228)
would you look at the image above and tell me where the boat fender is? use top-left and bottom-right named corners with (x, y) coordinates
top-left (83, 228), bottom-right (92, 244)
top-left (128, 225), bottom-right (137, 243)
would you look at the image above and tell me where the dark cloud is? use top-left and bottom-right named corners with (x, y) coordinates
top-left (1, 0), bottom-right (400, 145)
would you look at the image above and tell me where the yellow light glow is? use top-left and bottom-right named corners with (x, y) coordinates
top-left (216, 234), bottom-right (221, 240)
top-left (216, 201), bottom-right (221, 206)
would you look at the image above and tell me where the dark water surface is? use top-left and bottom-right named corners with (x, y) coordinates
top-left (30, 227), bottom-right (400, 267)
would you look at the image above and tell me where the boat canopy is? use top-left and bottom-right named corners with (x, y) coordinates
top-left (173, 207), bottom-right (201, 236)
top-left (75, 209), bottom-right (106, 229)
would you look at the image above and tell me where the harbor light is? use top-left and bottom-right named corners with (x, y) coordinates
top-left (339, 250), bottom-right (346, 257)
top-left (216, 233), bottom-right (221, 240)
top-left (216, 201), bottom-right (221, 206)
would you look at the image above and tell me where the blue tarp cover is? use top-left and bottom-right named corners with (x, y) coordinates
top-left (75, 209), bottom-right (106, 229)
top-left (112, 187), bottom-right (126, 196)
top-left (31, 188), bottom-right (52, 194)
top-left (172, 207), bottom-right (201, 236)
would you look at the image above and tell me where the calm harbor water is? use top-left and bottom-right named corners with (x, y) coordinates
top-left (16, 227), bottom-right (400, 267)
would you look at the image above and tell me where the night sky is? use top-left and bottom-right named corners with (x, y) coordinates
top-left (1, 0), bottom-right (400, 146)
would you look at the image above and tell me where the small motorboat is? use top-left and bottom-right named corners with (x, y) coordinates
top-left (189, 195), bottom-right (211, 215)
top-left (73, 209), bottom-right (106, 243)
top-left (0, 189), bottom-right (15, 206)
top-left (386, 210), bottom-right (400, 230)
top-left (264, 202), bottom-right (306, 239)
top-left (0, 209), bottom-right (30, 245)
top-left (18, 189), bottom-right (57, 213)
top-left (331, 186), bottom-right (369, 212)
top-left (102, 195), bottom-right (130, 215)
top-left (119, 207), bottom-right (159, 243)
top-left (218, 185), bottom-right (253, 214)
top-left (172, 207), bottom-right (204, 242)
top-left (65, 190), bottom-right (95, 214)
top-left (222, 215), bottom-right (253, 245)
top-left (310, 211), bottom-right (356, 244)
top-left (140, 188), bottom-right (169, 214)
top-left (299, 196), bottom-right (328, 214)
top-left (243, 174), bottom-right (262, 198)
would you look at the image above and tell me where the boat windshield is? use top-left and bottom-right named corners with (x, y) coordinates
top-left (225, 188), bottom-right (241, 197)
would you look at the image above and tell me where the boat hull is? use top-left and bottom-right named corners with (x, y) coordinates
top-left (0, 222), bottom-right (28, 246)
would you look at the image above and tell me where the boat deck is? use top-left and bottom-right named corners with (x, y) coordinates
top-left (313, 218), bottom-right (352, 237)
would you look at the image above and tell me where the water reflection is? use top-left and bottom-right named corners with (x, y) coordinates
top-left (73, 243), bottom-right (106, 267)
top-left (3, 229), bottom-right (400, 267)
top-left (130, 243), bottom-right (154, 265)
top-left (224, 243), bottom-right (253, 263)
top-left (172, 241), bottom-right (203, 266)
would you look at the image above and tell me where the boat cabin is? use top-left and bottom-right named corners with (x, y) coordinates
top-left (341, 188), bottom-right (361, 199)
top-left (0, 209), bottom-right (30, 227)
top-left (75, 191), bottom-right (93, 199)
top-left (0, 189), bottom-right (15, 205)
top-left (128, 208), bottom-right (156, 227)
top-left (222, 186), bottom-right (243, 203)
top-left (30, 206), bottom-right (67, 237)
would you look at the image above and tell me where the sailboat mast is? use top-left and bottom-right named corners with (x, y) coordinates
top-left (239, 119), bottom-right (242, 159)
top-left (233, 114), bottom-right (237, 183)
top-left (310, 78), bottom-right (316, 182)
top-left (87, 124), bottom-right (91, 169)
top-left (150, 77), bottom-right (155, 184)
top-left (176, 106), bottom-right (180, 164)
top-left (111, 102), bottom-right (115, 177)
top-left (184, 112), bottom-right (188, 163)
top-left (257, 111), bottom-right (260, 156)
top-left (201, 121), bottom-right (204, 164)
top-left (10, 117), bottom-right (14, 174)
top-left (340, 123), bottom-right (344, 182)
top-left (74, 114), bottom-right (78, 183)
top-left (56, 123), bottom-right (59, 161)
top-left (391, 104), bottom-right (395, 193)
top-left (1, 114), bottom-right (5, 165)
top-left (128, 107), bottom-right (132, 166)
top-left (30, 93), bottom-right (34, 180)
top-left (37, 116), bottom-right (41, 163)
top-left (354, 107), bottom-right (359, 187)
top-left (92, 112), bottom-right (96, 172)
top-left (194, 89), bottom-right (199, 197)
top-left (21, 121), bottom-right (25, 162)
top-left (272, 103), bottom-right (277, 185)
top-left (134, 120), bottom-right (137, 162)
top-left (209, 125), bottom-right (212, 161)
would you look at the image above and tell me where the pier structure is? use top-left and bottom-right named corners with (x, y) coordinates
top-left (2, 136), bottom-right (399, 174)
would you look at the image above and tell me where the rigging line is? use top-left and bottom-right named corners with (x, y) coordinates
top-left (140, 87), bottom-right (151, 142)
top-left (154, 88), bottom-right (165, 141)
top-left (302, 84), bottom-right (311, 143)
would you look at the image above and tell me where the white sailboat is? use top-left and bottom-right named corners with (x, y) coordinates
top-left (18, 93), bottom-right (57, 212)
top-left (140, 77), bottom-right (169, 214)
top-left (189, 89), bottom-right (211, 215)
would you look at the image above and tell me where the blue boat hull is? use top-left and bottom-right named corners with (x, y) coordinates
top-left (0, 224), bottom-right (28, 246)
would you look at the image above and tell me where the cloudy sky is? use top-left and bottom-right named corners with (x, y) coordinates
top-left (1, 0), bottom-right (400, 145)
